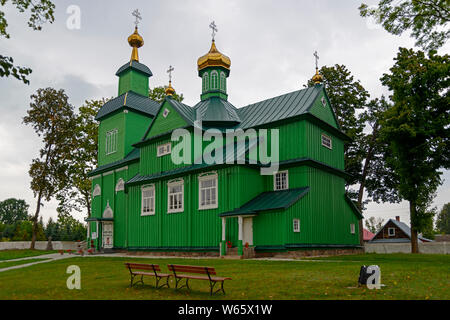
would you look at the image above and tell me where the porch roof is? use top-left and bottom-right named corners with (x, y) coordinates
top-left (219, 187), bottom-right (310, 217)
top-left (85, 217), bottom-right (114, 222)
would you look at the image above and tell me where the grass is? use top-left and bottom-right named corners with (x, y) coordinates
top-left (0, 250), bottom-right (57, 261)
top-left (0, 253), bottom-right (448, 300)
top-left (0, 258), bottom-right (50, 269)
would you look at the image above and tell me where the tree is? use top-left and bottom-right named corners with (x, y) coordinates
top-left (359, 0), bottom-right (450, 51)
top-left (365, 216), bottom-right (385, 234)
top-left (0, 0), bottom-right (55, 84)
top-left (380, 48), bottom-right (449, 253)
top-left (23, 87), bottom-right (77, 249)
top-left (57, 99), bottom-right (106, 217)
top-left (0, 198), bottom-right (29, 224)
top-left (149, 86), bottom-right (184, 103)
top-left (436, 203), bottom-right (450, 234)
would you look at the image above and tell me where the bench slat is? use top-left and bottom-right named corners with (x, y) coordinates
top-left (125, 263), bottom-right (162, 272)
top-left (168, 264), bottom-right (216, 275)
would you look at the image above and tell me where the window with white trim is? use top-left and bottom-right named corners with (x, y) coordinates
top-left (211, 71), bottom-right (219, 89)
top-left (162, 108), bottom-right (170, 118)
top-left (321, 96), bottom-right (327, 107)
top-left (274, 171), bottom-right (289, 191)
top-left (106, 129), bottom-right (118, 155)
top-left (321, 134), bottom-right (332, 149)
top-left (141, 185), bottom-right (155, 216)
top-left (350, 223), bottom-right (356, 234)
top-left (168, 180), bottom-right (184, 213)
top-left (115, 178), bottom-right (125, 192)
top-left (293, 219), bottom-right (300, 233)
top-left (220, 72), bottom-right (226, 92)
top-left (199, 174), bottom-right (218, 210)
top-left (202, 73), bottom-right (209, 92)
top-left (93, 184), bottom-right (101, 197)
top-left (157, 143), bottom-right (171, 157)
top-left (388, 227), bottom-right (395, 236)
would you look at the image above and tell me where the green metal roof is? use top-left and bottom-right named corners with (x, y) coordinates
top-left (236, 85), bottom-right (322, 129)
top-left (88, 148), bottom-right (140, 177)
top-left (116, 60), bottom-right (153, 77)
top-left (167, 97), bottom-right (196, 125)
top-left (219, 187), bottom-right (310, 217)
top-left (96, 91), bottom-right (160, 121)
top-left (193, 97), bottom-right (241, 125)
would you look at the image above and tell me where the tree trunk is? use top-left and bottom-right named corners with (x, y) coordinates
top-left (30, 190), bottom-right (43, 250)
top-left (410, 200), bottom-right (419, 254)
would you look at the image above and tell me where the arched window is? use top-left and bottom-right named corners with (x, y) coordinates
top-left (202, 73), bottom-right (209, 92)
top-left (115, 178), bottom-right (125, 192)
top-left (210, 71), bottom-right (218, 90)
top-left (103, 201), bottom-right (113, 219)
top-left (93, 184), bottom-right (101, 197)
top-left (220, 72), bottom-right (226, 92)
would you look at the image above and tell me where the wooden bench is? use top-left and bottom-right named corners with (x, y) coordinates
top-left (125, 263), bottom-right (171, 289)
top-left (167, 264), bottom-right (232, 295)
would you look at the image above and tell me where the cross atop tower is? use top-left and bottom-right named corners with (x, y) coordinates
top-left (167, 65), bottom-right (174, 82)
top-left (313, 51), bottom-right (319, 70)
top-left (132, 9), bottom-right (142, 27)
top-left (209, 21), bottom-right (218, 41)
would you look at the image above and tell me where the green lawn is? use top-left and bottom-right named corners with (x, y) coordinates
top-left (0, 253), bottom-right (448, 300)
top-left (0, 250), bottom-right (56, 261)
top-left (0, 258), bottom-right (49, 269)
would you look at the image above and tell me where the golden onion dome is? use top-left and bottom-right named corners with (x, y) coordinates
top-left (128, 27), bottom-right (144, 61)
top-left (165, 81), bottom-right (175, 96)
top-left (312, 69), bottom-right (323, 84)
top-left (197, 40), bottom-right (231, 72)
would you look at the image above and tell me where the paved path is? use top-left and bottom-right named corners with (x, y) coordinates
top-left (0, 253), bottom-right (76, 273)
top-left (0, 252), bottom-right (344, 273)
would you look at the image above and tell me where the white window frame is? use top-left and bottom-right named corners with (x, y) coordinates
top-left (141, 185), bottom-right (155, 216)
top-left (93, 184), bottom-right (101, 197)
top-left (198, 173), bottom-right (218, 210)
top-left (203, 73), bottom-right (209, 92)
top-left (162, 108), bottom-right (170, 118)
top-left (115, 178), bottom-right (125, 192)
top-left (350, 223), bottom-right (356, 234)
top-left (210, 71), bottom-right (219, 89)
top-left (388, 227), bottom-right (395, 237)
top-left (220, 72), bottom-right (226, 92)
top-left (106, 129), bottom-right (118, 155)
top-left (321, 96), bottom-right (327, 107)
top-left (274, 170), bottom-right (289, 191)
top-left (321, 134), bottom-right (332, 150)
top-left (167, 180), bottom-right (184, 214)
top-left (293, 219), bottom-right (300, 233)
top-left (157, 142), bottom-right (171, 157)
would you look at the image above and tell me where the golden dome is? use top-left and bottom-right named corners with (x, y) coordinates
top-left (128, 27), bottom-right (144, 61)
top-left (197, 40), bottom-right (231, 72)
top-left (312, 69), bottom-right (323, 84)
top-left (165, 81), bottom-right (175, 96)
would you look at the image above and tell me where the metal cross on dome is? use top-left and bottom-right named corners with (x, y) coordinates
top-left (167, 65), bottom-right (174, 82)
top-left (132, 9), bottom-right (142, 26)
top-left (209, 21), bottom-right (218, 41)
top-left (313, 51), bottom-right (320, 70)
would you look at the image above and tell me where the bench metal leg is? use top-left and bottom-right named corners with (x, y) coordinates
top-left (210, 281), bottom-right (226, 296)
top-left (175, 277), bottom-right (190, 291)
top-left (130, 274), bottom-right (144, 288)
top-left (155, 276), bottom-right (170, 289)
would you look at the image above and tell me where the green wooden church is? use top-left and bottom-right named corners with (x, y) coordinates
top-left (86, 23), bottom-right (363, 258)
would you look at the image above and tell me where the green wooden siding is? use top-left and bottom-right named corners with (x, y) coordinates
top-left (145, 101), bottom-right (187, 139)
top-left (118, 70), bottom-right (149, 97)
top-left (98, 112), bottom-right (125, 166)
top-left (309, 91), bottom-right (339, 129)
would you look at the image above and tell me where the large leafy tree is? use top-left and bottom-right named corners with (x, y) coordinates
top-left (0, 198), bottom-right (29, 224)
top-left (359, 0), bottom-right (450, 51)
top-left (0, 0), bottom-right (55, 84)
top-left (57, 99), bottom-right (106, 217)
top-left (149, 86), bottom-right (184, 103)
top-left (380, 48), bottom-right (449, 253)
top-left (23, 87), bottom-right (77, 249)
top-left (436, 203), bottom-right (450, 234)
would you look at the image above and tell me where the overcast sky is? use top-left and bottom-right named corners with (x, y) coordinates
top-left (0, 0), bottom-right (448, 226)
